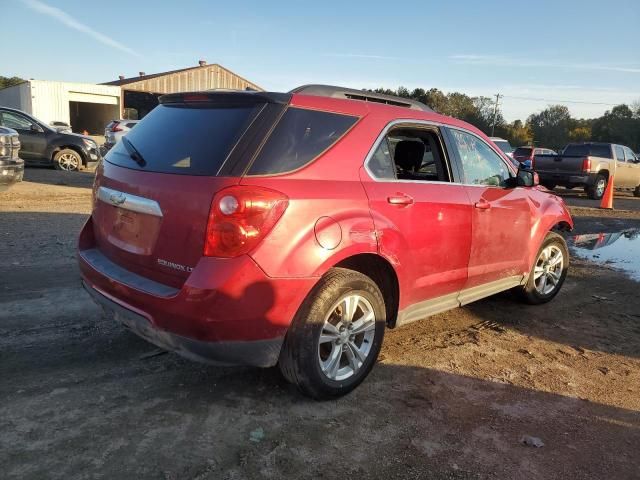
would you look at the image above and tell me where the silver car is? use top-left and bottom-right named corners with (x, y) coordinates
top-left (103, 119), bottom-right (139, 152)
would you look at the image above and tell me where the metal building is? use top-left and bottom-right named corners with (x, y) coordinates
top-left (0, 80), bottom-right (121, 134)
top-left (103, 60), bottom-right (262, 119)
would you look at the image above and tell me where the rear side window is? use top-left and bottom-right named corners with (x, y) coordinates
top-left (106, 104), bottom-right (261, 175)
top-left (248, 107), bottom-right (358, 175)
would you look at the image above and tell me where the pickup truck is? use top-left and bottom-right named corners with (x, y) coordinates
top-left (0, 126), bottom-right (24, 191)
top-left (534, 142), bottom-right (640, 199)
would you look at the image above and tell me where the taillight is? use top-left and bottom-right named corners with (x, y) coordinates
top-left (111, 121), bottom-right (122, 132)
top-left (581, 157), bottom-right (591, 172)
top-left (204, 186), bottom-right (289, 258)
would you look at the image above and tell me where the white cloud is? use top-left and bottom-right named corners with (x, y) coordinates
top-left (22, 0), bottom-right (140, 57)
top-left (450, 54), bottom-right (640, 74)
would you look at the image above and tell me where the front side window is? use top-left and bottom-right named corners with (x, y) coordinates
top-left (615, 145), bottom-right (626, 162)
top-left (1, 111), bottom-right (33, 130)
top-left (624, 147), bottom-right (637, 162)
top-left (450, 129), bottom-right (511, 186)
top-left (367, 127), bottom-right (451, 182)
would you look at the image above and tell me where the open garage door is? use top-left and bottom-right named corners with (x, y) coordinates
top-left (68, 91), bottom-right (120, 134)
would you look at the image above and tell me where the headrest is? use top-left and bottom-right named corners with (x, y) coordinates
top-left (394, 140), bottom-right (425, 172)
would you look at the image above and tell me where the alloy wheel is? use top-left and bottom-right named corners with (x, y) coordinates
top-left (596, 178), bottom-right (606, 197)
top-left (58, 152), bottom-right (79, 171)
top-left (317, 294), bottom-right (376, 381)
top-left (533, 245), bottom-right (564, 295)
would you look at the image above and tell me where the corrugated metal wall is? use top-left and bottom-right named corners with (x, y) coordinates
top-left (121, 64), bottom-right (262, 94)
top-left (30, 81), bottom-right (121, 125)
top-left (0, 83), bottom-right (32, 114)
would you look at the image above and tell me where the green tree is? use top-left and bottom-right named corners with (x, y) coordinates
top-left (591, 104), bottom-right (640, 150)
top-left (0, 76), bottom-right (25, 89)
top-left (526, 105), bottom-right (572, 150)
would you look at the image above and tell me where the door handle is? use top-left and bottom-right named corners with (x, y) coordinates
top-left (474, 200), bottom-right (491, 210)
top-left (387, 194), bottom-right (414, 206)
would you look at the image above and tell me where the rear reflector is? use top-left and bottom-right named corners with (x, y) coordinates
top-left (204, 186), bottom-right (289, 258)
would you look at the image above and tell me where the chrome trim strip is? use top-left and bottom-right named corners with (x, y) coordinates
top-left (97, 186), bottom-right (163, 217)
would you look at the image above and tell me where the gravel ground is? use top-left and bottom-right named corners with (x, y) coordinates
top-left (1, 169), bottom-right (639, 479)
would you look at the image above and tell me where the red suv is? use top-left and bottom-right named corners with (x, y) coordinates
top-left (78, 85), bottom-right (573, 399)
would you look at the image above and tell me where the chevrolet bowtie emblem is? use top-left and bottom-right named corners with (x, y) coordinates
top-left (109, 192), bottom-right (126, 205)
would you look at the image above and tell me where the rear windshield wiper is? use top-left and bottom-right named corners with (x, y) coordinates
top-left (121, 137), bottom-right (146, 167)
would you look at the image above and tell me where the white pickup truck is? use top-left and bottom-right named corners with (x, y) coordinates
top-left (534, 142), bottom-right (640, 199)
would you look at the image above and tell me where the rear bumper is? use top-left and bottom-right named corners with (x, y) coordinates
top-left (537, 171), bottom-right (594, 186)
top-left (84, 282), bottom-right (284, 367)
top-left (78, 217), bottom-right (316, 367)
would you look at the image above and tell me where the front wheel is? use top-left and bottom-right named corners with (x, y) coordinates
top-left (634, 185), bottom-right (640, 198)
top-left (54, 149), bottom-right (82, 171)
top-left (279, 268), bottom-right (386, 399)
top-left (518, 232), bottom-right (569, 305)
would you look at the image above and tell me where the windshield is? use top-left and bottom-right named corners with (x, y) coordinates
top-left (493, 140), bottom-right (513, 154)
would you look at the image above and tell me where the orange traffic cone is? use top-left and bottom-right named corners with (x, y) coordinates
top-left (600, 175), bottom-right (614, 209)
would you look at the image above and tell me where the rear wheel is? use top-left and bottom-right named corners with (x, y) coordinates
top-left (586, 174), bottom-right (607, 200)
top-left (518, 232), bottom-right (569, 305)
top-left (634, 185), bottom-right (640, 198)
top-left (542, 182), bottom-right (556, 190)
top-left (54, 149), bottom-right (81, 171)
top-left (279, 268), bottom-right (386, 399)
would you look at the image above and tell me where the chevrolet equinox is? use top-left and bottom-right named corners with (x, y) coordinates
top-left (78, 85), bottom-right (573, 399)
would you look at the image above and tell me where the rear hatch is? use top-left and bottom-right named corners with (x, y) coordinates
top-left (90, 91), bottom-right (290, 288)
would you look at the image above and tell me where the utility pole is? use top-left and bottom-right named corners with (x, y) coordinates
top-left (491, 93), bottom-right (502, 136)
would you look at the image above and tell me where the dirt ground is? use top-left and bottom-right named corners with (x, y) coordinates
top-left (1, 170), bottom-right (639, 480)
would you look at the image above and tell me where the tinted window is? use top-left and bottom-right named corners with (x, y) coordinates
top-left (1, 111), bottom-right (33, 130)
top-left (105, 104), bottom-right (260, 175)
top-left (513, 147), bottom-right (532, 157)
top-left (563, 144), bottom-right (612, 158)
top-left (248, 107), bottom-right (357, 175)
top-left (451, 129), bottom-right (511, 186)
top-left (615, 145), bottom-right (625, 162)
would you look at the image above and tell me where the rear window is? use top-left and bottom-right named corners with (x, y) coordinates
top-left (105, 104), bottom-right (261, 175)
top-left (563, 144), bottom-right (612, 158)
top-left (247, 107), bottom-right (358, 175)
top-left (513, 147), bottom-right (532, 157)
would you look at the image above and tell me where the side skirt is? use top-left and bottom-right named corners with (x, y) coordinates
top-left (396, 275), bottom-right (524, 327)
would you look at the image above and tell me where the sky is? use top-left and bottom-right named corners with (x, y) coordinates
top-left (4, 0), bottom-right (640, 121)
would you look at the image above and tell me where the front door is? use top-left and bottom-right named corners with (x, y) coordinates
top-left (446, 127), bottom-right (532, 292)
top-left (0, 110), bottom-right (48, 160)
top-left (360, 123), bottom-right (472, 320)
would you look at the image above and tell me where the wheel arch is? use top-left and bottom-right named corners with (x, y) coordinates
top-left (331, 253), bottom-right (400, 328)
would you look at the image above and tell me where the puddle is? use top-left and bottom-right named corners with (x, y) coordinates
top-left (570, 229), bottom-right (640, 280)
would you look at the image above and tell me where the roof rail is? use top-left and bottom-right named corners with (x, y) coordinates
top-left (290, 84), bottom-right (433, 112)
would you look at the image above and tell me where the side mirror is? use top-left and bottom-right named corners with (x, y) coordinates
top-left (506, 168), bottom-right (539, 188)
top-left (30, 123), bottom-right (44, 133)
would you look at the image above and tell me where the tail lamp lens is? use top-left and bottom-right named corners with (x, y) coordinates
top-left (204, 186), bottom-right (289, 258)
top-left (111, 121), bottom-right (122, 132)
top-left (582, 157), bottom-right (591, 172)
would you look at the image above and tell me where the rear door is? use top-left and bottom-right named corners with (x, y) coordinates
top-left (360, 122), bottom-right (472, 319)
top-left (90, 93), bottom-right (287, 288)
top-left (446, 127), bottom-right (532, 294)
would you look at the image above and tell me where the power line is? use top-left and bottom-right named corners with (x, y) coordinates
top-left (491, 93), bottom-right (502, 136)
top-left (501, 95), bottom-right (620, 106)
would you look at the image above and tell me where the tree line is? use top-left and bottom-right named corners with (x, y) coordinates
top-left (372, 87), bottom-right (640, 152)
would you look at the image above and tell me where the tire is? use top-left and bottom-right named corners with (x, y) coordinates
top-left (54, 149), bottom-right (82, 171)
top-left (542, 182), bottom-right (556, 191)
top-left (586, 174), bottom-right (607, 200)
top-left (279, 268), bottom-right (386, 399)
top-left (518, 232), bottom-right (569, 305)
top-left (634, 185), bottom-right (640, 198)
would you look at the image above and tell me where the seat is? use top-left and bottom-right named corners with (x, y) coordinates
top-left (394, 141), bottom-right (425, 180)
